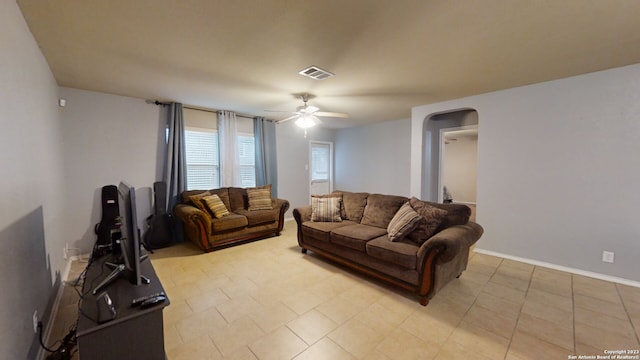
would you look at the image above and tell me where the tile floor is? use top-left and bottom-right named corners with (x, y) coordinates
top-left (48, 220), bottom-right (640, 359)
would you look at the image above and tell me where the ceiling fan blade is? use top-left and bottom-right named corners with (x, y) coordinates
top-left (275, 114), bottom-right (299, 124)
top-left (315, 111), bottom-right (349, 118)
top-left (265, 110), bottom-right (296, 114)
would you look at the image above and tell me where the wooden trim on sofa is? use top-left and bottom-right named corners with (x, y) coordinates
top-left (416, 246), bottom-right (443, 306)
top-left (203, 229), bottom-right (280, 252)
top-left (300, 244), bottom-right (418, 296)
top-left (300, 243), bottom-right (444, 306)
top-left (276, 202), bottom-right (290, 235)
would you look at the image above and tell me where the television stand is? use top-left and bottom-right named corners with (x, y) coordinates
top-left (77, 254), bottom-right (169, 360)
top-left (91, 255), bottom-right (151, 295)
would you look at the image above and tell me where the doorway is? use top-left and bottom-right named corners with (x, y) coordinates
top-left (309, 141), bottom-right (333, 196)
top-left (438, 125), bottom-right (478, 206)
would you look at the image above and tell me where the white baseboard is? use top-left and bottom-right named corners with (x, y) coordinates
top-left (473, 248), bottom-right (640, 288)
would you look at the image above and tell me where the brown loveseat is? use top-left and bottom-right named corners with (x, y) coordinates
top-left (174, 186), bottom-right (289, 252)
top-left (293, 191), bottom-right (483, 306)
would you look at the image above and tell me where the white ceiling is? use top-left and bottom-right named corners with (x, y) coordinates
top-left (17, 0), bottom-right (640, 128)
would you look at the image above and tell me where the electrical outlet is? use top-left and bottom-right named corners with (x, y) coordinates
top-left (602, 251), bottom-right (614, 263)
top-left (32, 311), bottom-right (38, 333)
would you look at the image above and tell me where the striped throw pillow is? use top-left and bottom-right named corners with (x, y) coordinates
top-left (311, 196), bottom-right (342, 222)
top-left (387, 202), bottom-right (423, 241)
top-left (202, 194), bottom-right (230, 218)
top-left (247, 188), bottom-right (273, 211)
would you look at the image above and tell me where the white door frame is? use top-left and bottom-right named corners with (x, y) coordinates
top-left (437, 125), bottom-right (477, 203)
top-left (309, 141), bottom-right (334, 197)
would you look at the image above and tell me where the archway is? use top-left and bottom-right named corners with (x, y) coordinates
top-left (421, 109), bottom-right (478, 202)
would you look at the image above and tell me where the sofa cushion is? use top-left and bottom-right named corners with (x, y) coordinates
top-left (202, 194), bottom-right (231, 218)
top-left (330, 224), bottom-right (387, 252)
top-left (311, 196), bottom-right (342, 222)
top-left (360, 194), bottom-right (407, 229)
top-left (302, 221), bottom-right (355, 242)
top-left (366, 235), bottom-right (419, 270)
top-left (339, 191), bottom-right (369, 222)
top-left (210, 213), bottom-right (248, 232)
top-left (228, 187), bottom-right (246, 211)
top-left (235, 209), bottom-right (276, 227)
top-left (408, 198), bottom-right (449, 244)
top-left (183, 189), bottom-right (231, 210)
top-left (247, 187), bottom-right (273, 211)
top-left (387, 202), bottom-right (423, 241)
top-left (228, 185), bottom-right (272, 211)
top-left (188, 191), bottom-right (212, 214)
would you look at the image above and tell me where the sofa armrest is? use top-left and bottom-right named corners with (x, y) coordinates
top-left (173, 203), bottom-right (213, 248)
top-left (273, 198), bottom-right (290, 233)
top-left (293, 206), bottom-right (312, 224)
top-left (417, 222), bottom-right (484, 263)
top-left (273, 198), bottom-right (290, 212)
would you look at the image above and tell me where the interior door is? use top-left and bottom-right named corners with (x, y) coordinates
top-left (309, 141), bottom-right (333, 196)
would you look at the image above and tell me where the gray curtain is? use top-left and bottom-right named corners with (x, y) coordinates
top-left (254, 117), bottom-right (278, 197)
top-left (163, 103), bottom-right (186, 241)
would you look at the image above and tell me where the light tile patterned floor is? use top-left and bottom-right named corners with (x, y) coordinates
top-left (49, 220), bottom-right (640, 359)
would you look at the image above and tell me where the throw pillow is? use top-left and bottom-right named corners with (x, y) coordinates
top-left (408, 197), bottom-right (449, 244)
top-left (312, 192), bottom-right (345, 219)
top-left (387, 202), bottom-right (423, 242)
top-left (311, 196), bottom-right (342, 222)
top-left (202, 194), bottom-right (230, 218)
top-left (189, 191), bottom-right (212, 214)
top-left (247, 188), bottom-right (273, 211)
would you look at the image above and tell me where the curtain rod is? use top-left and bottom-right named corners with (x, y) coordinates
top-left (148, 100), bottom-right (268, 121)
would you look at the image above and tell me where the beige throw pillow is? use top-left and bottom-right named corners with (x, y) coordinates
top-left (387, 202), bottom-right (423, 242)
top-left (202, 194), bottom-right (230, 218)
top-left (311, 196), bottom-right (342, 222)
top-left (247, 188), bottom-right (273, 211)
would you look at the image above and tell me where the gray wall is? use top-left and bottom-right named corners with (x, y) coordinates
top-left (412, 63), bottom-right (640, 283)
top-left (0, 2), bottom-right (66, 358)
top-left (334, 118), bottom-right (411, 196)
top-left (59, 87), bottom-right (163, 255)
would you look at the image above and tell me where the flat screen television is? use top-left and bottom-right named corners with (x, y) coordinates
top-left (118, 181), bottom-right (144, 285)
top-left (92, 182), bottom-right (148, 294)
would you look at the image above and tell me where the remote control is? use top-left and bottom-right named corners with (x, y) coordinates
top-left (131, 292), bottom-right (165, 306)
top-left (140, 295), bottom-right (167, 309)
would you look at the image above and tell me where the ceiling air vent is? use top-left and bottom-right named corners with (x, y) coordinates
top-left (298, 66), bottom-right (334, 80)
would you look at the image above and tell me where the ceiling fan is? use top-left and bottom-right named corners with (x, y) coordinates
top-left (267, 93), bottom-right (349, 129)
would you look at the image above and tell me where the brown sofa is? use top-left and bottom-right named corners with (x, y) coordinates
top-left (293, 191), bottom-right (483, 306)
top-left (174, 186), bottom-right (289, 252)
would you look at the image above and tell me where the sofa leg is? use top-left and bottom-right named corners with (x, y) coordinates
top-left (419, 296), bottom-right (429, 306)
top-left (301, 248), bottom-right (307, 254)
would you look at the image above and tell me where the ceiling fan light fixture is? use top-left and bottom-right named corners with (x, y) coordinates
top-left (295, 114), bottom-right (317, 129)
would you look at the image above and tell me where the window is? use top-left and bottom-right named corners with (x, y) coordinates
top-left (311, 142), bottom-right (331, 181)
top-left (184, 128), bottom-right (219, 190)
top-left (238, 135), bottom-right (256, 188)
top-left (183, 109), bottom-right (256, 189)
